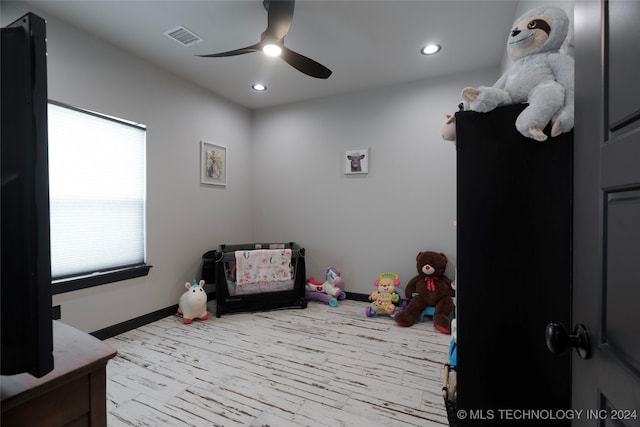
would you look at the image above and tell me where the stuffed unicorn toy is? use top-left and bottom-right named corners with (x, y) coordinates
top-left (306, 267), bottom-right (343, 298)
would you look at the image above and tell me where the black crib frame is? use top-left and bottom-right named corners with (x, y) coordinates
top-left (204, 242), bottom-right (308, 318)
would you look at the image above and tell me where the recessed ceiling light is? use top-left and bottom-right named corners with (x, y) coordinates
top-left (252, 83), bottom-right (267, 91)
top-left (421, 43), bottom-right (441, 55)
top-left (262, 44), bottom-right (282, 57)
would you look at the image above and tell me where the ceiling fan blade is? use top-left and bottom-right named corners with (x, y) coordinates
top-left (197, 43), bottom-right (261, 58)
top-left (198, 1), bottom-right (332, 80)
top-left (280, 46), bottom-right (332, 79)
top-left (263, 0), bottom-right (295, 41)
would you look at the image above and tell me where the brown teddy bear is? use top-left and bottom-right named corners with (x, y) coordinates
top-left (394, 251), bottom-right (454, 333)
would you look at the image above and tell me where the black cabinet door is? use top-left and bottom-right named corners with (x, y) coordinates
top-left (456, 104), bottom-right (572, 425)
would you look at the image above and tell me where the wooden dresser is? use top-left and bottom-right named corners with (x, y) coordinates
top-left (1, 321), bottom-right (117, 427)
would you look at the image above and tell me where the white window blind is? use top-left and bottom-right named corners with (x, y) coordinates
top-left (48, 102), bottom-right (146, 279)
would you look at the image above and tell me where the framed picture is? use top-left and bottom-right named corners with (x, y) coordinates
top-left (344, 148), bottom-right (369, 174)
top-left (200, 141), bottom-right (227, 186)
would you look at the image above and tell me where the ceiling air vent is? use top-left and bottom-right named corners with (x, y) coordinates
top-left (164, 26), bottom-right (203, 47)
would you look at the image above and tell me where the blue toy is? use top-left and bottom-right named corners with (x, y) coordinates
top-left (403, 293), bottom-right (436, 321)
top-left (418, 305), bottom-right (436, 321)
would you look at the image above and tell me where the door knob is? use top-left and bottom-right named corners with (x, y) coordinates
top-left (545, 322), bottom-right (592, 359)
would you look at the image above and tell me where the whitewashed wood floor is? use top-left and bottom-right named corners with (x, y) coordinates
top-left (105, 299), bottom-right (451, 426)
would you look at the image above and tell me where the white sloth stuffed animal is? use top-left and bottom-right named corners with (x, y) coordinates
top-left (462, 6), bottom-right (574, 141)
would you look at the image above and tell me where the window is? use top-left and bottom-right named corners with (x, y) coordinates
top-left (47, 102), bottom-right (150, 293)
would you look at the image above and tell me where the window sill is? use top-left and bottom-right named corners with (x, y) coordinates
top-left (52, 264), bottom-right (152, 295)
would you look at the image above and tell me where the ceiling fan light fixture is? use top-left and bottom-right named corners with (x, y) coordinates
top-left (262, 44), bottom-right (282, 56)
top-left (421, 43), bottom-right (441, 55)
top-left (198, 0), bottom-right (332, 79)
top-left (252, 83), bottom-right (267, 91)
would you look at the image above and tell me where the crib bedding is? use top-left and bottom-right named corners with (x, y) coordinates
top-left (235, 248), bottom-right (293, 285)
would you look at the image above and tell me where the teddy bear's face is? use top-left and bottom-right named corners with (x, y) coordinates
top-left (416, 252), bottom-right (447, 278)
top-left (421, 264), bottom-right (436, 276)
top-left (377, 277), bottom-right (397, 293)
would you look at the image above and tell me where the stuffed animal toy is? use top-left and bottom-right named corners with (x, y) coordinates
top-left (177, 280), bottom-right (209, 324)
top-left (394, 251), bottom-right (454, 333)
top-left (461, 6), bottom-right (574, 141)
top-left (306, 267), bottom-right (345, 306)
top-left (306, 267), bottom-right (343, 298)
top-left (366, 272), bottom-right (401, 317)
top-left (440, 101), bottom-right (470, 144)
top-left (440, 114), bottom-right (457, 143)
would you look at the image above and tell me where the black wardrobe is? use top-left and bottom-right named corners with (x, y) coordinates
top-left (456, 104), bottom-right (572, 426)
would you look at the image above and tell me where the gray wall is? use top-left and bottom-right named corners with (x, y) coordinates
top-left (2, 2), bottom-right (254, 332)
top-left (250, 67), bottom-right (497, 295)
top-left (2, 1), bottom-right (499, 332)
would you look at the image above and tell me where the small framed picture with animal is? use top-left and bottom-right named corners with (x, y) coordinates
top-left (344, 148), bottom-right (369, 175)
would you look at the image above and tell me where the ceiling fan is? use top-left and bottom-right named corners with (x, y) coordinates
top-left (197, 0), bottom-right (332, 79)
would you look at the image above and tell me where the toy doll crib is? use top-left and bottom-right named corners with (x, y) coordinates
top-left (202, 242), bottom-right (307, 317)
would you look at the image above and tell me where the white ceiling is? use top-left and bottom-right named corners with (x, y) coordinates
top-left (22, 0), bottom-right (519, 110)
